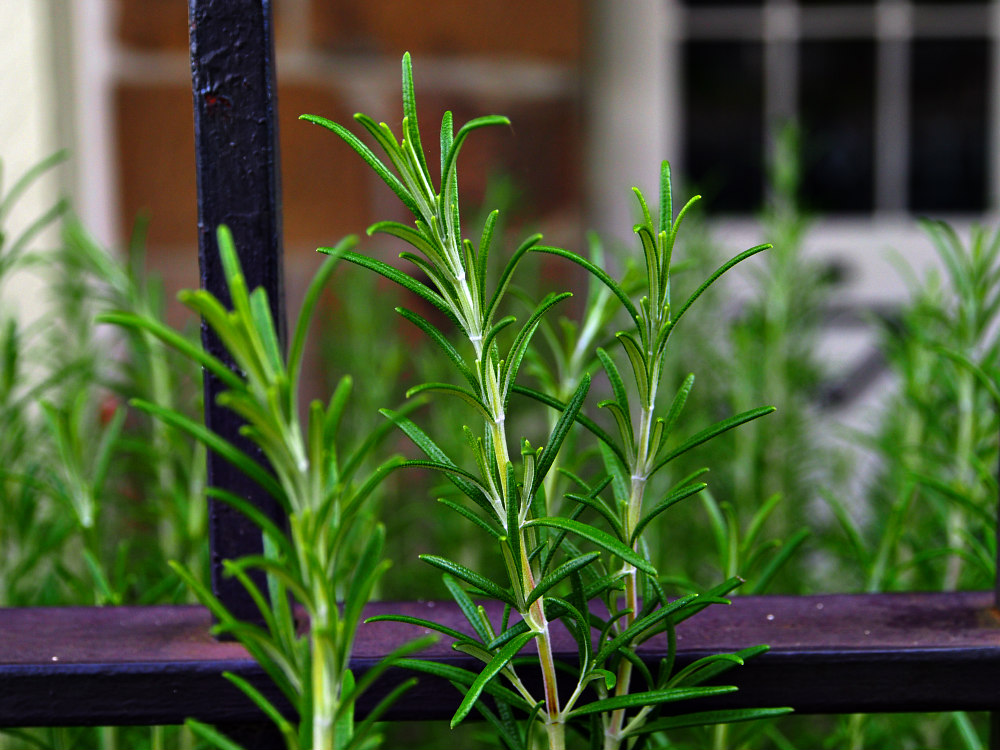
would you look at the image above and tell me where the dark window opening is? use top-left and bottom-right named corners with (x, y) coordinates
top-left (800, 40), bottom-right (876, 213)
top-left (683, 40), bottom-right (765, 213)
top-left (909, 38), bottom-right (988, 213)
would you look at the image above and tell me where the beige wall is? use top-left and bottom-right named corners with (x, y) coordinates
top-left (0, 0), bottom-right (66, 323)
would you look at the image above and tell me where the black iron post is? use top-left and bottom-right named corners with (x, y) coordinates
top-left (189, 0), bottom-right (286, 623)
top-left (189, 1), bottom-right (288, 744)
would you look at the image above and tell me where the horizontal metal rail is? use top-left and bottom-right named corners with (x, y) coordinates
top-left (2, 591), bottom-right (999, 727)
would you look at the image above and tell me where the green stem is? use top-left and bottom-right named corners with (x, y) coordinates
top-left (606, 398), bottom-right (655, 750)
top-left (312, 625), bottom-right (337, 750)
top-left (946, 370), bottom-right (976, 589)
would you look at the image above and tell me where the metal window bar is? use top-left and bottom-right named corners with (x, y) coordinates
top-left (1, 0), bottom-right (1000, 743)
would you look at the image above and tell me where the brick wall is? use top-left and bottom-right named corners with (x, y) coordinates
top-left (112, 0), bottom-right (586, 329)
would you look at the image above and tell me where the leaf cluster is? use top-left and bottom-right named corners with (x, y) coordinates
top-left (305, 53), bottom-right (788, 748)
top-left (101, 227), bottom-right (428, 750)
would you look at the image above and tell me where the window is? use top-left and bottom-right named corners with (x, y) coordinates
top-left (679, 0), bottom-right (994, 215)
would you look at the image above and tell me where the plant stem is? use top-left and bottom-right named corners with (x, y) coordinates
top-left (606, 390), bottom-right (655, 749)
top-left (946, 369), bottom-right (976, 589)
top-left (312, 626), bottom-right (337, 750)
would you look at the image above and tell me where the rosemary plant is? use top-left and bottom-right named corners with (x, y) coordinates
top-left (303, 53), bottom-right (788, 750)
top-left (100, 226), bottom-right (432, 750)
top-left (0, 152), bottom-right (73, 609)
top-left (832, 221), bottom-right (1000, 594)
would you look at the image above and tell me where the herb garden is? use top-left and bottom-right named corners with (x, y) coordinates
top-left (2, 2), bottom-right (1000, 749)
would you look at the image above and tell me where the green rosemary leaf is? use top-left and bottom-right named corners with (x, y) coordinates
top-left (130, 398), bottom-right (285, 502)
top-left (636, 224), bottom-right (660, 308)
top-left (97, 310), bottom-right (242, 391)
top-left (593, 594), bottom-right (697, 665)
top-left (336, 249), bottom-right (460, 327)
top-left (658, 161), bottom-right (672, 236)
top-left (671, 193), bottom-right (702, 241)
top-left (288, 239), bottom-right (351, 389)
top-left (440, 109), bottom-right (454, 185)
top-left (207, 487), bottom-right (295, 561)
top-left (440, 115), bottom-right (512, 210)
top-left (393, 459), bottom-right (494, 507)
top-left (533, 245), bottom-right (642, 330)
top-left (662, 373), bottom-right (695, 441)
top-left (653, 406), bottom-right (775, 472)
top-left (406, 382), bottom-right (494, 422)
top-left (339, 634), bottom-right (438, 723)
top-left (624, 707), bottom-right (793, 736)
top-left (300, 114), bottom-right (422, 218)
top-left (353, 113), bottom-right (408, 174)
top-left (451, 630), bottom-right (538, 728)
top-left (368, 220), bottom-right (442, 265)
top-left (672, 243), bottom-right (771, 328)
top-left (545, 594), bottom-right (593, 669)
top-left (421, 555), bottom-right (516, 606)
top-left (617, 648), bottom-right (655, 692)
top-left (344, 525), bottom-right (389, 635)
top-left (504, 463), bottom-right (523, 599)
top-left (90, 404), bottom-right (125, 500)
top-left (216, 224), bottom-right (255, 322)
top-left (568, 685), bottom-right (737, 718)
top-left (345, 678), bottom-right (420, 750)
top-left (477, 210), bottom-right (499, 302)
top-left (483, 315), bottom-right (518, 372)
top-left (6, 198), bottom-right (67, 263)
top-left (472, 700), bottom-right (526, 750)
top-left (398, 249), bottom-right (465, 309)
top-left (222, 672), bottom-right (296, 747)
top-left (525, 516), bottom-right (655, 574)
top-left (567, 489), bottom-right (625, 540)
top-left (248, 287), bottom-right (282, 375)
top-left (396, 307), bottom-right (478, 390)
top-left (748, 528), bottom-right (809, 594)
top-left (598, 400), bottom-right (635, 465)
top-left (524, 552), bottom-right (600, 608)
top-left (512, 384), bottom-right (627, 468)
top-left (438, 497), bottom-right (505, 540)
top-left (184, 719), bottom-right (248, 750)
top-left (531, 373), bottom-right (590, 495)
top-left (442, 573), bottom-right (493, 644)
top-left (484, 233), bottom-right (543, 330)
top-left (391, 659), bottom-right (532, 711)
top-left (364, 614), bottom-right (467, 643)
top-left (670, 577), bottom-right (743, 625)
top-left (226, 555), bottom-right (316, 613)
top-left (0, 149), bottom-right (67, 222)
top-left (502, 292), bottom-right (572, 405)
top-left (401, 52), bottom-right (430, 184)
top-left (668, 645), bottom-right (769, 688)
top-left (632, 186), bottom-right (654, 237)
top-left (596, 347), bottom-right (629, 413)
top-left (616, 331), bottom-right (650, 407)
top-left (631, 482), bottom-right (707, 544)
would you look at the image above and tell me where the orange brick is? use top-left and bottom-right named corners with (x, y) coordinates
top-left (411, 91), bottom-right (583, 222)
top-left (117, 0), bottom-right (189, 50)
top-left (115, 82), bottom-right (198, 247)
top-left (310, 0), bottom-right (583, 61)
top-left (278, 84), bottom-right (374, 250)
top-left (118, 1), bottom-right (301, 52)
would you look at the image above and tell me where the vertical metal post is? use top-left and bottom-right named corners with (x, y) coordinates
top-left (189, 2), bottom-right (287, 744)
top-left (189, 0), bottom-right (286, 621)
